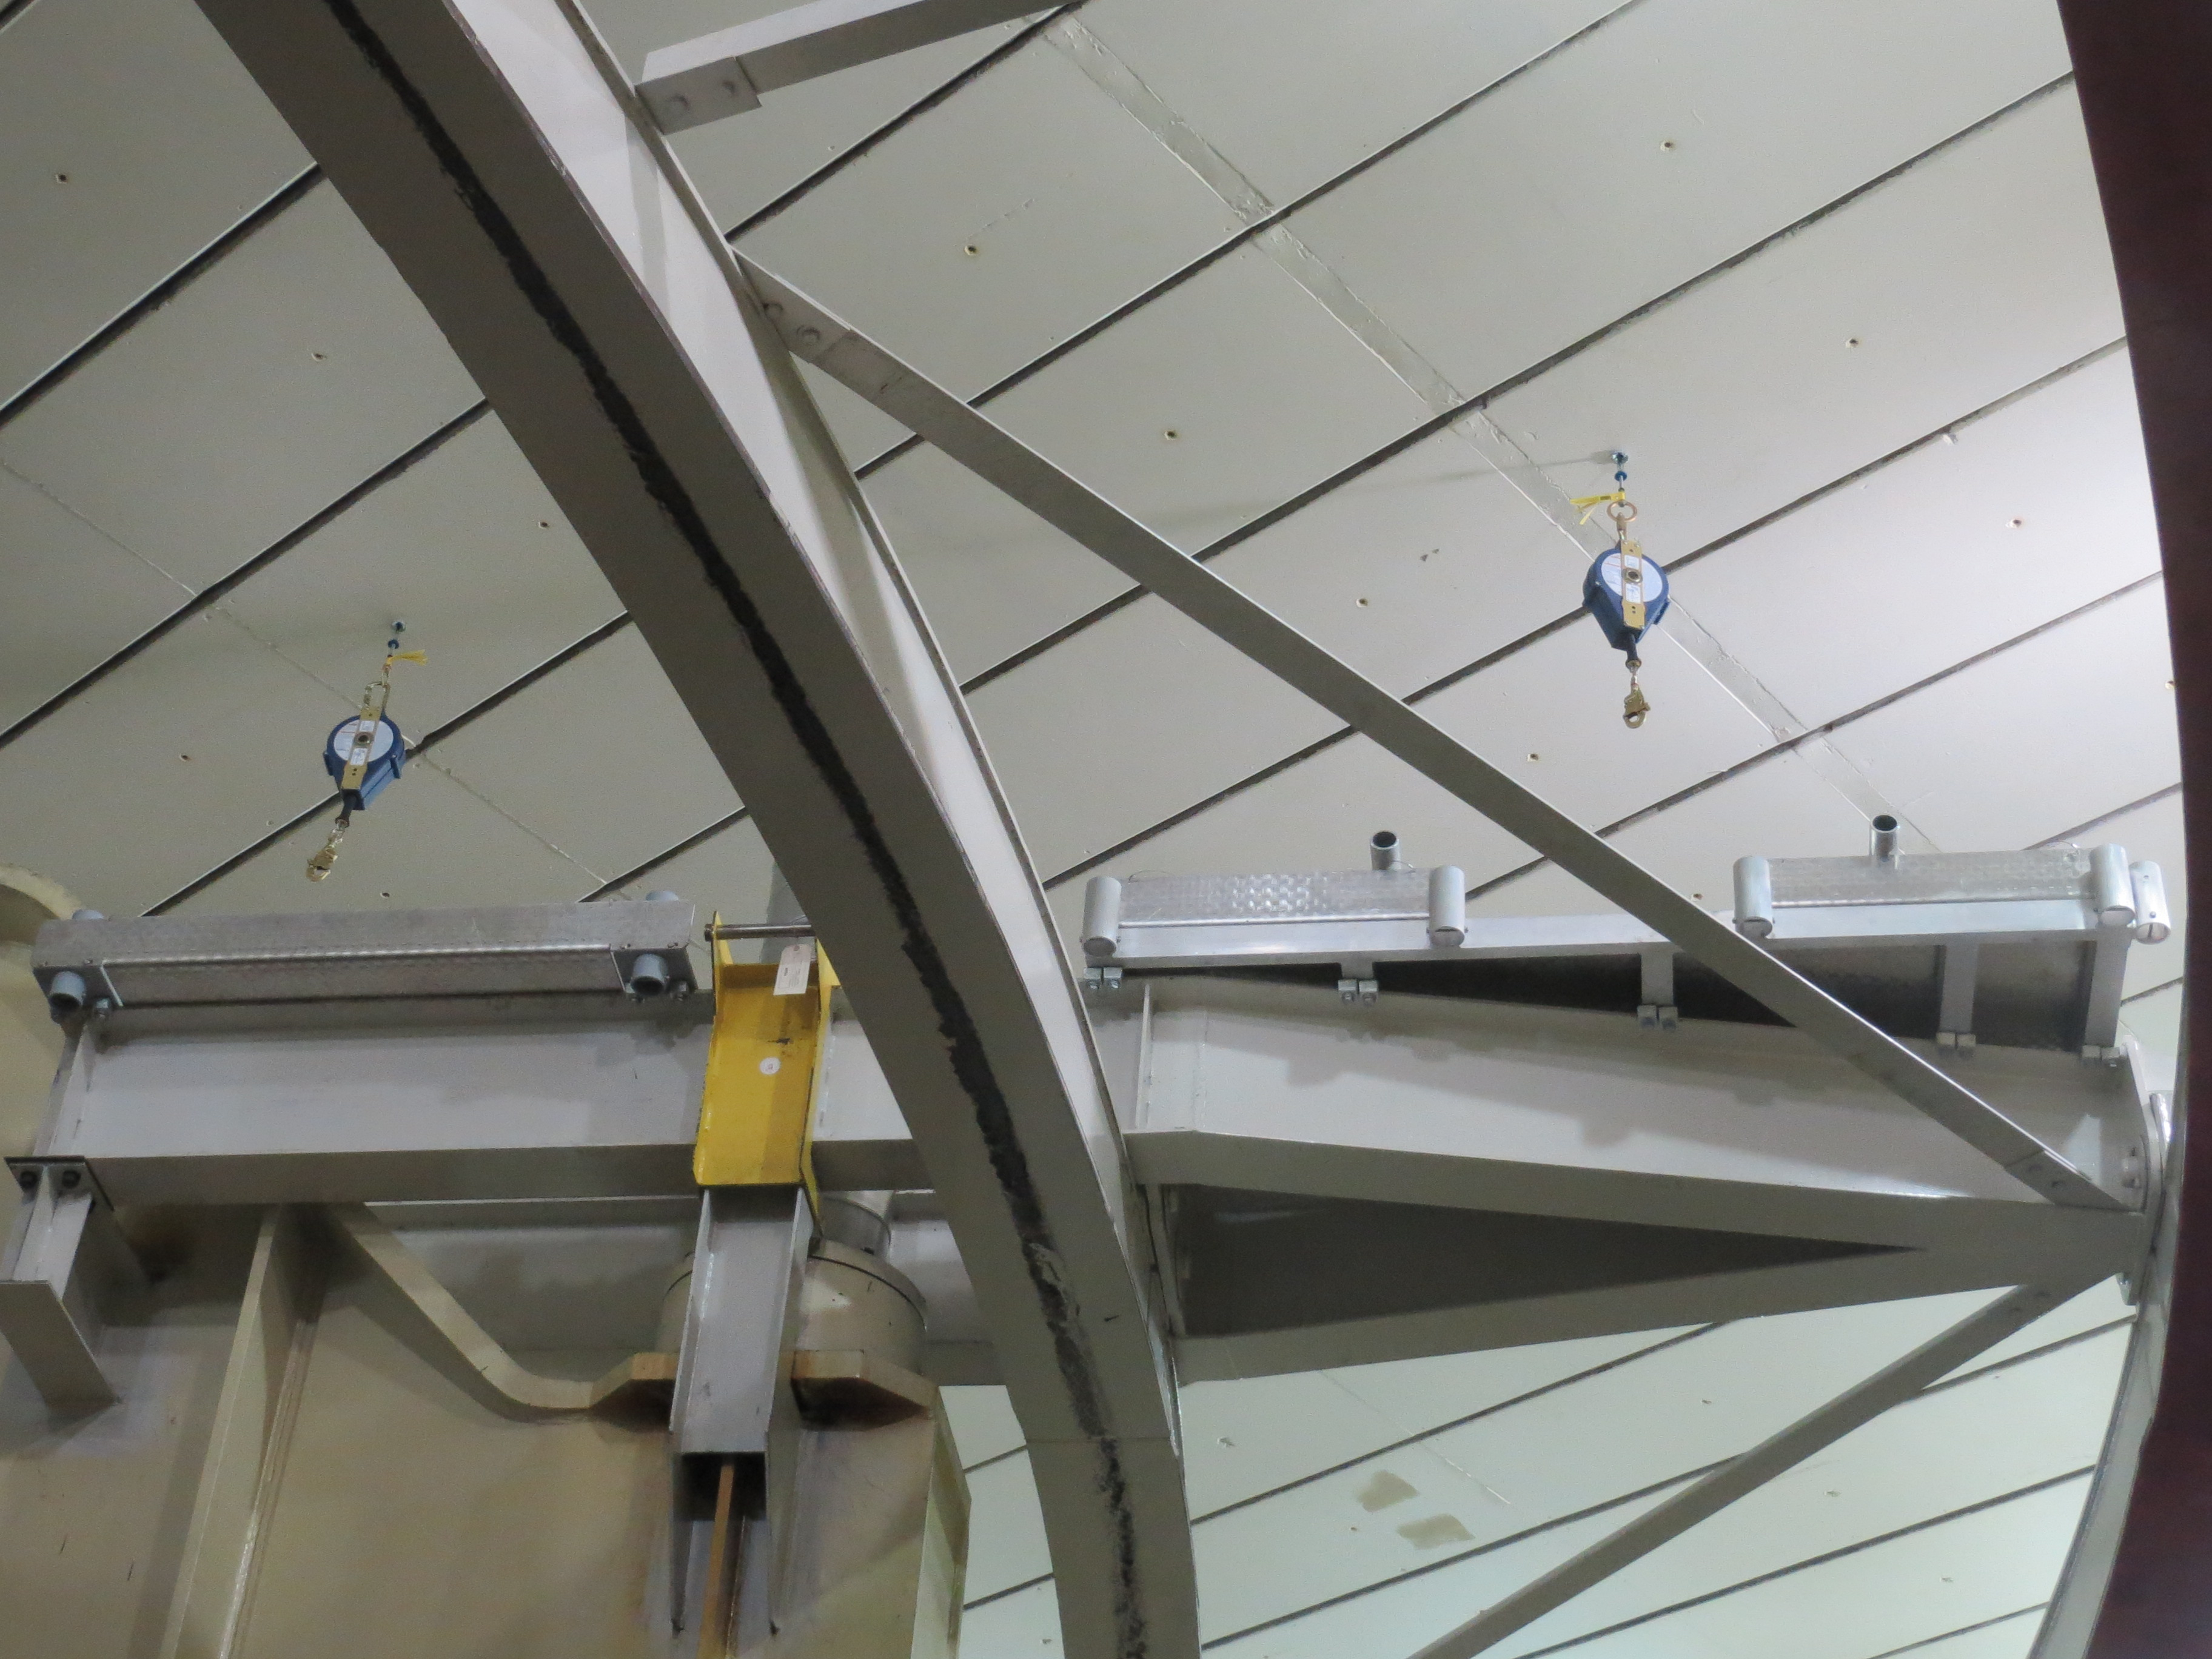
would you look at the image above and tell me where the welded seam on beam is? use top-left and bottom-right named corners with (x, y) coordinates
top-left (723, 5), bottom-right (1084, 241)
top-left (1036, 344), bottom-right (2133, 890)
top-left (0, 167), bottom-right (326, 431)
top-left (143, 613), bottom-right (631, 914)
top-left (0, 400), bottom-right (489, 754)
top-left (1493, 1468), bottom-right (2093, 1659)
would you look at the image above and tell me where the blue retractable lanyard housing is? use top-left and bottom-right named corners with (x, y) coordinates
top-left (323, 714), bottom-right (406, 812)
top-left (1582, 547), bottom-right (1671, 657)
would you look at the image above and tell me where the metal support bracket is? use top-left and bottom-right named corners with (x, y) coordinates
top-left (0, 1158), bottom-right (141, 1408)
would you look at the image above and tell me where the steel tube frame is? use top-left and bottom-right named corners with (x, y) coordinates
top-left (1410, 1279), bottom-right (2095, 1659)
top-left (742, 263), bottom-right (2121, 1213)
top-left (184, 1), bottom-right (1195, 1652)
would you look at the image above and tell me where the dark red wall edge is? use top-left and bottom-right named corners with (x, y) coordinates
top-left (2055, 3), bottom-right (2212, 1653)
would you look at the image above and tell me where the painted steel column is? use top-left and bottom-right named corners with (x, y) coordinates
top-left (182, 3), bottom-right (1194, 1654)
top-left (2045, 5), bottom-right (2212, 1654)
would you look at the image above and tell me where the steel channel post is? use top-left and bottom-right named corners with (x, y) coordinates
top-left (742, 264), bottom-right (2122, 1213)
top-left (184, 2), bottom-right (1196, 1654)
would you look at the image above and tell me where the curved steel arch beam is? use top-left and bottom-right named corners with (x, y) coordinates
top-left (183, 1), bottom-right (1196, 1653)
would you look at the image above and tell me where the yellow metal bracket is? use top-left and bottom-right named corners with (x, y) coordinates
top-left (694, 923), bottom-right (835, 1204)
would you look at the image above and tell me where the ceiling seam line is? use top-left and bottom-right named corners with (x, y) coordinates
top-left (0, 165), bottom-right (326, 432)
top-left (141, 612), bottom-right (628, 914)
top-left (720, 5), bottom-right (1085, 243)
top-left (1189, 1325), bottom-right (1725, 1526)
top-left (0, 0), bottom-right (39, 33)
top-left (2033, 781), bottom-right (2181, 847)
top-left (966, 1460), bottom-right (1725, 1622)
top-left (580, 805), bottom-right (752, 900)
top-left (1191, 1466), bottom-right (1727, 1647)
top-left (1919, 1316), bottom-right (2136, 1395)
top-left (1493, 1466), bottom-right (2096, 1659)
top-left (0, 399), bottom-right (489, 754)
top-left (2122, 976), bottom-right (2181, 1005)
top-left (1856, 1604), bottom-right (2051, 1659)
top-left (1461, 571), bottom-right (2163, 903)
top-left (980, 1320), bottom-right (2124, 1634)
top-left (927, 72), bottom-right (2083, 697)
top-left (848, 0), bottom-right (1646, 479)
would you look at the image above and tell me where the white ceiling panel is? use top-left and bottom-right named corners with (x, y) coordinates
top-left (0, 0), bottom-right (306, 404)
top-left (2120, 984), bottom-right (2180, 1091)
top-left (983, 245), bottom-right (1433, 552)
top-left (0, 183), bottom-right (480, 588)
top-left (970, 602), bottom-right (1341, 879)
top-left (427, 628), bottom-right (740, 881)
top-left (1181, 1329), bottom-right (1677, 1518)
top-left (672, 24), bottom-right (1041, 230)
top-left (1481, 88), bottom-right (2120, 563)
top-left (178, 757), bottom-right (595, 915)
top-left (965, 1449), bottom-right (1051, 1601)
top-left (1190, 1294), bottom-right (1993, 1639)
top-left (0, 460), bottom-right (184, 728)
top-left (1500, 1480), bottom-right (2088, 1659)
top-left (863, 447), bottom-right (1130, 680)
top-left (0, 610), bottom-right (351, 914)
top-left (943, 1384), bottom-right (1025, 1467)
top-left (601, 813), bottom-right (774, 914)
top-left (212, 415), bottom-right (622, 733)
top-left (1486, 1330), bottom-right (2123, 1654)
top-left (1826, 581), bottom-right (2175, 851)
top-left (1683, 350), bottom-right (2157, 730)
top-left (1291, 0), bottom-right (2069, 403)
top-left (738, 42), bottom-right (1245, 395)
top-left (1202, 425), bottom-right (1580, 694)
top-left (1078, 0), bottom-right (1620, 206)
top-left (957, 1578), bottom-right (1062, 1655)
top-left (1877, 1621), bottom-right (2042, 1659)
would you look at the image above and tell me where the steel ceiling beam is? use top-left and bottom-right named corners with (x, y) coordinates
top-left (740, 263), bottom-right (2126, 1214)
top-left (184, 1), bottom-right (1196, 1654)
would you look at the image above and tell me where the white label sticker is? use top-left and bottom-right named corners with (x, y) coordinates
top-left (774, 942), bottom-right (812, 996)
top-left (758, 1056), bottom-right (782, 1076)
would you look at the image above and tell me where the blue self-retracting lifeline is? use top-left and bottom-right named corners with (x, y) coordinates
top-left (306, 622), bottom-right (424, 880)
top-left (1574, 452), bottom-right (1669, 728)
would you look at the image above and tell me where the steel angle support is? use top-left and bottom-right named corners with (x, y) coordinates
top-left (638, 0), bottom-right (1042, 132)
top-left (186, 2), bottom-right (1195, 1654)
top-left (1410, 1278), bottom-right (2099, 1659)
top-left (742, 264), bottom-right (2124, 1214)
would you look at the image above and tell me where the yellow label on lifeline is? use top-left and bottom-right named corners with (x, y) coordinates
top-left (1622, 597), bottom-right (1646, 629)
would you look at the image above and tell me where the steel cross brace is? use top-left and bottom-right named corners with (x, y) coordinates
top-left (739, 262), bottom-right (2125, 1215)
top-left (184, 1), bottom-right (1196, 1654)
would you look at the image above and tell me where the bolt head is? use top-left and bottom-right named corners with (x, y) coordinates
top-left (59, 1169), bottom-right (81, 1191)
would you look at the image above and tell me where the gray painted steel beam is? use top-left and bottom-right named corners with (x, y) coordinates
top-left (638, 0), bottom-right (1042, 132)
top-left (185, 2), bottom-right (1195, 1654)
top-left (1409, 1279), bottom-right (2092, 1659)
top-left (742, 263), bottom-right (2125, 1214)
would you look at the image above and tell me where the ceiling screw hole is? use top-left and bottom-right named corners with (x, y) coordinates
top-left (1660, 139), bottom-right (1675, 150)
top-left (1846, 337), bottom-right (1862, 348)
top-left (962, 244), bottom-right (979, 256)
top-left (1163, 429), bottom-right (1180, 441)
top-left (55, 172), bottom-right (70, 184)
top-left (1527, 751), bottom-right (1539, 761)
top-left (538, 519), bottom-right (551, 529)
top-left (1356, 597), bottom-right (1369, 607)
top-left (311, 350), bottom-right (327, 361)
top-left (2008, 517), bottom-right (2025, 528)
